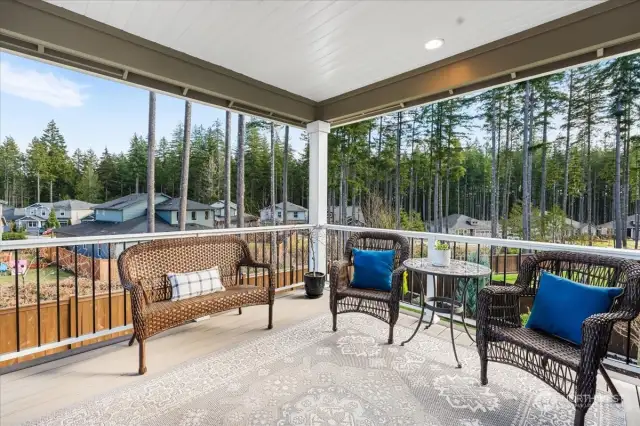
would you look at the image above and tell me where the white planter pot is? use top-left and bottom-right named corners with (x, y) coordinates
top-left (431, 249), bottom-right (451, 267)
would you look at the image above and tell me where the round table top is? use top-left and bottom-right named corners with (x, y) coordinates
top-left (403, 258), bottom-right (492, 278)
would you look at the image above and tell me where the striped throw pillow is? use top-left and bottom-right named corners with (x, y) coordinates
top-left (167, 267), bottom-right (225, 301)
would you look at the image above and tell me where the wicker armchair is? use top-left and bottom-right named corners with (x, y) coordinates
top-left (476, 251), bottom-right (640, 426)
top-left (330, 232), bottom-right (410, 344)
top-left (118, 235), bottom-right (275, 375)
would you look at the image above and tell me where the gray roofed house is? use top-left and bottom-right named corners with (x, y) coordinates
top-left (595, 215), bottom-right (639, 240)
top-left (260, 202), bottom-right (308, 224)
top-left (55, 214), bottom-right (210, 238)
top-left (93, 193), bottom-right (169, 210)
top-left (434, 214), bottom-right (499, 237)
top-left (157, 198), bottom-right (213, 211)
top-left (210, 200), bottom-right (238, 218)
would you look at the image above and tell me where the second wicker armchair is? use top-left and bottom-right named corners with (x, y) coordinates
top-left (330, 232), bottom-right (410, 344)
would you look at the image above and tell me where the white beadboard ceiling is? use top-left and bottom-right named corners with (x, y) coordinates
top-left (47, 0), bottom-right (601, 102)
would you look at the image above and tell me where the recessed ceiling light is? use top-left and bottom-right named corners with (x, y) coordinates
top-left (425, 38), bottom-right (444, 50)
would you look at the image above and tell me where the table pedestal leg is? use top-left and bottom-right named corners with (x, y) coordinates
top-left (450, 281), bottom-right (462, 368)
top-left (401, 274), bottom-right (425, 346)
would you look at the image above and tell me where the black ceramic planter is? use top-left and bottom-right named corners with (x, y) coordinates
top-left (304, 272), bottom-right (326, 299)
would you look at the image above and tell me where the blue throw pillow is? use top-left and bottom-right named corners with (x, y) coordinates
top-left (351, 248), bottom-right (395, 291)
top-left (526, 271), bottom-right (623, 345)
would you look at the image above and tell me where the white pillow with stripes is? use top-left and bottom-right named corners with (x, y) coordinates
top-left (167, 267), bottom-right (225, 301)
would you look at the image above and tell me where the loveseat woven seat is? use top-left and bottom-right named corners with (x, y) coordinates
top-left (118, 235), bottom-right (274, 374)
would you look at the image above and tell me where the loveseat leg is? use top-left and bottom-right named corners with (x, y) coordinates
top-left (128, 333), bottom-right (136, 347)
top-left (332, 313), bottom-right (337, 332)
top-left (138, 339), bottom-right (147, 375)
top-left (238, 307), bottom-right (243, 315)
top-left (388, 324), bottom-right (394, 344)
top-left (267, 303), bottom-right (273, 329)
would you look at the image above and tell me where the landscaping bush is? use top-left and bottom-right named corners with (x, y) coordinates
top-left (2, 231), bottom-right (27, 240)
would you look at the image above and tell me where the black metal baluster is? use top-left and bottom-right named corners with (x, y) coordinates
top-left (453, 241), bottom-right (457, 260)
top-left (262, 232), bottom-right (266, 287)
top-left (289, 230), bottom-right (293, 285)
top-left (123, 242), bottom-right (127, 325)
top-left (626, 320), bottom-right (631, 364)
top-left (503, 246), bottom-right (507, 283)
top-left (108, 243), bottom-right (112, 330)
top-left (14, 249), bottom-right (20, 352)
top-left (56, 246), bottom-right (60, 342)
top-left (36, 248), bottom-right (41, 347)
top-left (92, 245), bottom-right (96, 334)
top-left (74, 246), bottom-right (79, 337)
top-left (276, 232), bottom-right (281, 288)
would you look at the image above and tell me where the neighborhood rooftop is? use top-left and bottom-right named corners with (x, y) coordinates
top-left (92, 193), bottom-right (168, 210)
top-left (155, 198), bottom-right (213, 211)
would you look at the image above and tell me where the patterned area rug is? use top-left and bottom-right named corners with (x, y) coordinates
top-left (32, 315), bottom-right (625, 426)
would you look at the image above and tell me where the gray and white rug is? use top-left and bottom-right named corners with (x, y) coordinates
top-left (32, 314), bottom-right (625, 426)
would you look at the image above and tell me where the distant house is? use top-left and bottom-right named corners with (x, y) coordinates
top-left (92, 193), bottom-right (170, 223)
top-left (329, 206), bottom-right (365, 226)
top-left (56, 193), bottom-right (214, 258)
top-left (596, 215), bottom-right (639, 240)
top-left (211, 200), bottom-right (237, 219)
top-left (12, 200), bottom-right (95, 233)
top-left (436, 214), bottom-right (499, 237)
top-left (156, 198), bottom-right (214, 227)
top-left (53, 200), bottom-right (95, 226)
top-left (260, 202), bottom-right (308, 224)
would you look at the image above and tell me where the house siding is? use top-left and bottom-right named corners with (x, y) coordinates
top-left (95, 209), bottom-right (124, 223)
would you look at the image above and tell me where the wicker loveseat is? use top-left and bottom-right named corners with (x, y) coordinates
top-left (118, 235), bottom-right (275, 375)
top-left (330, 232), bottom-right (410, 344)
top-left (476, 251), bottom-right (640, 426)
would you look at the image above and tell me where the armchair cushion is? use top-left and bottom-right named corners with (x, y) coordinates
top-left (351, 248), bottom-right (395, 291)
top-left (526, 271), bottom-right (623, 345)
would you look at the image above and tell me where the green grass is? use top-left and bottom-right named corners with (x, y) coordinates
top-left (491, 273), bottom-right (518, 284)
top-left (0, 267), bottom-right (74, 285)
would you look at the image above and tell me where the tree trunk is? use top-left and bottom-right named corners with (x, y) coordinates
top-left (147, 92), bottom-right (156, 233)
top-left (586, 98), bottom-right (593, 246)
top-left (409, 117), bottom-right (415, 213)
top-left (36, 173), bottom-right (40, 203)
top-left (622, 107), bottom-right (631, 247)
top-left (49, 180), bottom-right (53, 203)
top-left (223, 111), bottom-right (231, 228)
top-left (490, 96), bottom-right (498, 238)
top-left (282, 125), bottom-right (288, 226)
top-left (179, 101), bottom-right (192, 231)
top-left (614, 99), bottom-right (623, 249)
top-left (539, 99), bottom-right (549, 238)
top-left (522, 82), bottom-right (531, 241)
top-left (236, 114), bottom-right (245, 228)
top-left (562, 70), bottom-right (574, 215)
top-left (502, 98), bottom-right (512, 239)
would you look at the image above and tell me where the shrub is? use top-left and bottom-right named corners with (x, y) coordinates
top-left (2, 231), bottom-right (27, 240)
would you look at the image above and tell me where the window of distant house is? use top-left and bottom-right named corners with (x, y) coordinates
top-left (191, 211), bottom-right (197, 220)
top-left (60, 211), bottom-right (65, 216)
top-left (205, 211), bottom-right (210, 220)
top-left (28, 221), bottom-right (37, 227)
top-left (30, 209), bottom-right (35, 215)
top-left (293, 212), bottom-right (299, 218)
top-left (41, 209), bottom-right (46, 216)
top-left (278, 211), bottom-right (282, 218)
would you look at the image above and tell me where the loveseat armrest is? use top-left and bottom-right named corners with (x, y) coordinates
top-left (244, 260), bottom-right (275, 289)
top-left (121, 279), bottom-right (148, 316)
top-left (390, 265), bottom-right (406, 301)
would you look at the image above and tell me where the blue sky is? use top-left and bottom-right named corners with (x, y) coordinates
top-left (0, 52), bottom-right (306, 156)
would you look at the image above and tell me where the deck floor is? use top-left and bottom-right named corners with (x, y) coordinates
top-left (1, 290), bottom-right (639, 425)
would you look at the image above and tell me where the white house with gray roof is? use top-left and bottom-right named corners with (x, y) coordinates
top-left (260, 202), bottom-right (308, 224)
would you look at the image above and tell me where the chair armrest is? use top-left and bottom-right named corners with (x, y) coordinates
top-left (330, 260), bottom-right (350, 292)
top-left (245, 260), bottom-right (275, 288)
top-left (477, 285), bottom-right (524, 332)
top-left (581, 311), bottom-right (635, 357)
top-left (391, 266), bottom-right (406, 301)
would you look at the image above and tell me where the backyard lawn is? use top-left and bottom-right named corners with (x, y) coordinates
top-left (0, 267), bottom-right (74, 285)
top-left (491, 273), bottom-right (518, 284)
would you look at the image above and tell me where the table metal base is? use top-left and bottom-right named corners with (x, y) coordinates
top-left (401, 277), bottom-right (475, 369)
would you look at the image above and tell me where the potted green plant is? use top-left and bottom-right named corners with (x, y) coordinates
top-left (304, 228), bottom-right (325, 298)
top-left (431, 240), bottom-right (451, 267)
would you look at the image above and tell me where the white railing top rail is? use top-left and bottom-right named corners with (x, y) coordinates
top-left (1, 224), bottom-right (313, 250)
top-left (326, 224), bottom-right (640, 261)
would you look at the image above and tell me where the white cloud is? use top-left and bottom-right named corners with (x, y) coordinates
top-left (0, 61), bottom-right (88, 108)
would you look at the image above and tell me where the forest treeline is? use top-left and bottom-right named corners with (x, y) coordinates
top-left (1, 54), bottom-right (638, 246)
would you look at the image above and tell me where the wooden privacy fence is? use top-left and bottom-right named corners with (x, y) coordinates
top-left (0, 267), bottom-right (305, 368)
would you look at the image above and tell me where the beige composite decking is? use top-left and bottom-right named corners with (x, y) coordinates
top-left (1, 289), bottom-right (639, 425)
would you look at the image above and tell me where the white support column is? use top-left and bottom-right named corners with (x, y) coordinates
top-left (307, 120), bottom-right (330, 274)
